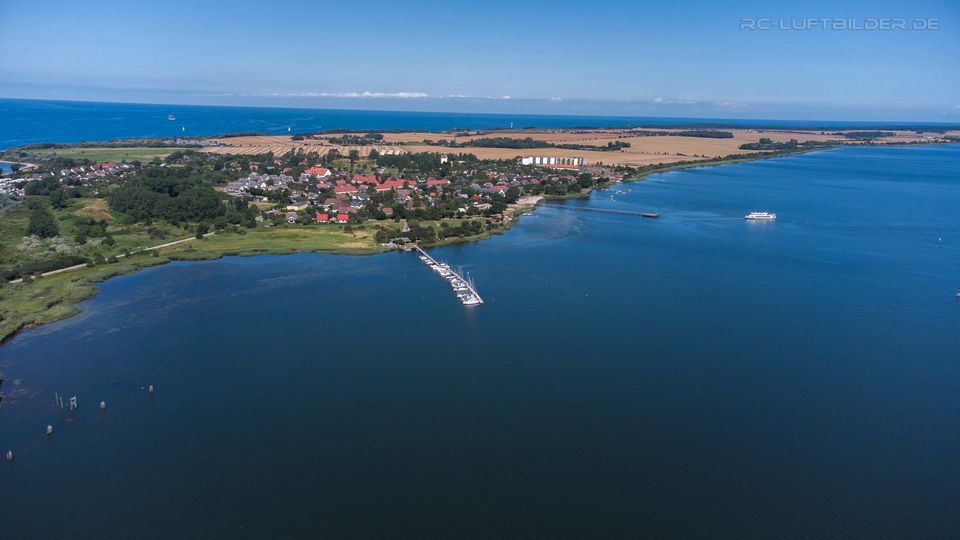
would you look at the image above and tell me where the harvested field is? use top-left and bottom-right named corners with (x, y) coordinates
top-left (199, 129), bottom-right (958, 166)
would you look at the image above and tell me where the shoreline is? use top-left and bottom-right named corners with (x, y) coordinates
top-left (0, 143), bottom-right (950, 345)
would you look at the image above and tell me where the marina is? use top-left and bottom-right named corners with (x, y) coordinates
top-left (414, 245), bottom-right (484, 306)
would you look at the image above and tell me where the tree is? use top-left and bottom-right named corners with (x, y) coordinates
top-left (25, 205), bottom-right (59, 238)
top-left (505, 186), bottom-right (520, 204)
top-left (49, 188), bottom-right (68, 209)
top-left (196, 222), bottom-right (210, 239)
top-left (348, 150), bottom-right (360, 168)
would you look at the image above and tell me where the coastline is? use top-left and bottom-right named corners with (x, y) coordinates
top-left (2, 142), bottom-right (955, 345)
top-left (0, 147), bottom-right (804, 345)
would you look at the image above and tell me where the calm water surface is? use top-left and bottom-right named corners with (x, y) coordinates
top-left (1, 145), bottom-right (959, 538)
top-left (2, 98), bottom-right (952, 149)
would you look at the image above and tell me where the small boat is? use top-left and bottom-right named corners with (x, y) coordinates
top-left (641, 213), bottom-right (659, 219)
top-left (167, 114), bottom-right (176, 121)
top-left (956, 289), bottom-right (960, 298)
top-left (745, 211), bottom-right (776, 220)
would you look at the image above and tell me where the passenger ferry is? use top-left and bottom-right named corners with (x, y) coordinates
top-left (745, 211), bottom-right (776, 220)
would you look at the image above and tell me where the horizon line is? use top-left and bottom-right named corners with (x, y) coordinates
top-left (3, 95), bottom-right (960, 129)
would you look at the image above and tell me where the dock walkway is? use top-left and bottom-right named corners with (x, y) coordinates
top-left (413, 245), bottom-right (484, 306)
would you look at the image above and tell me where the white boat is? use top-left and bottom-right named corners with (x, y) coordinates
top-left (745, 211), bottom-right (776, 220)
top-left (167, 114), bottom-right (176, 121)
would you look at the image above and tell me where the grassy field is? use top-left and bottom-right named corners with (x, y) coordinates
top-left (0, 216), bottom-right (390, 342)
top-left (0, 197), bottom-right (195, 277)
top-left (24, 147), bottom-right (175, 162)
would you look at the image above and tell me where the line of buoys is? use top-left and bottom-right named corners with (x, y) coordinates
top-left (30, 387), bottom-right (157, 459)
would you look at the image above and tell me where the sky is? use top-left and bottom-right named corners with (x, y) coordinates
top-left (1, 0), bottom-right (958, 121)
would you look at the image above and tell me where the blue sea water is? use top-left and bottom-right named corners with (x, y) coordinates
top-left (1, 144), bottom-right (958, 537)
top-left (2, 98), bottom-right (956, 150)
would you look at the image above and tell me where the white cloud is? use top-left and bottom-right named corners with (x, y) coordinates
top-left (653, 96), bottom-right (698, 105)
top-left (273, 91), bottom-right (430, 99)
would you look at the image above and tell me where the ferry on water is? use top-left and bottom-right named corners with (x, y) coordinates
top-left (745, 211), bottom-right (776, 220)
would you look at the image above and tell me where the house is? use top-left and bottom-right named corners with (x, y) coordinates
top-left (382, 207), bottom-right (394, 217)
top-left (376, 178), bottom-right (405, 191)
top-left (352, 174), bottom-right (378, 184)
top-left (304, 166), bottom-right (331, 178)
top-left (336, 213), bottom-right (349, 224)
top-left (334, 185), bottom-right (358, 194)
top-left (315, 213), bottom-right (329, 223)
top-left (285, 202), bottom-right (309, 211)
top-left (285, 212), bottom-right (297, 223)
top-left (426, 178), bottom-right (450, 187)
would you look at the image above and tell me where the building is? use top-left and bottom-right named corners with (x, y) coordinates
top-left (520, 156), bottom-right (585, 168)
top-left (304, 166), bottom-right (331, 178)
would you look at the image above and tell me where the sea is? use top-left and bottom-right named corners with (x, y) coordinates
top-left (1, 101), bottom-right (959, 537)
top-left (2, 98), bottom-right (956, 150)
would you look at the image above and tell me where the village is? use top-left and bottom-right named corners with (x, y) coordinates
top-left (216, 150), bottom-right (626, 230)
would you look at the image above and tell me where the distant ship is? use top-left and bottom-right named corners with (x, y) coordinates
top-left (745, 211), bottom-right (776, 220)
top-left (167, 114), bottom-right (176, 121)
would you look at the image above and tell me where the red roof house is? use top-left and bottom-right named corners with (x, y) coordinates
top-left (336, 213), bottom-right (350, 224)
top-left (315, 213), bottom-right (329, 223)
top-left (353, 174), bottom-right (379, 184)
top-left (304, 166), bottom-right (331, 178)
top-left (376, 179), bottom-right (405, 191)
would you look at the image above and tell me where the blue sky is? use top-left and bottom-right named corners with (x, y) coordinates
top-left (1, 0), bottom-right (958, 121)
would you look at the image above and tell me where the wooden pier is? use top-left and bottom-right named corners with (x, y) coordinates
top-left (413, 245), bottom-right (484, 306)
top-left (540, 202), bottom-right (659, 218)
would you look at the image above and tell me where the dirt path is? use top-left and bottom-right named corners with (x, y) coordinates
top-left (7, 233), bottom-right (215, 284)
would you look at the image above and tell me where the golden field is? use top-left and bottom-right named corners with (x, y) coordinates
top-left (200, 128), bottom-right (959, 166)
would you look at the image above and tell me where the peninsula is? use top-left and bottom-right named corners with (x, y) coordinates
top-left (1, 125), bottom-right (958, 342)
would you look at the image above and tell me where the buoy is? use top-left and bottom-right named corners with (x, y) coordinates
top-left (46, 425), bottom-right (53, 436)
top-left (99, 401), bottom-right (106, 411)
top-left (6, 450), bottom-right (12, 462)
top-left (148, 385), bottom-right (155, 394)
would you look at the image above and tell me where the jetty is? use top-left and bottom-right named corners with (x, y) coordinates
top-left (413, 245), bottom-right (484, 306)
top-left (540, 202), bottom-right (659, 218)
